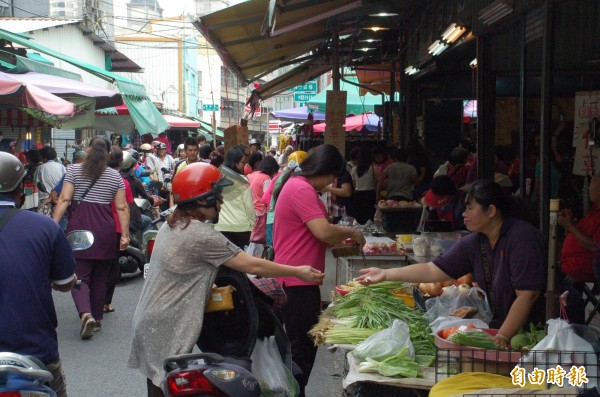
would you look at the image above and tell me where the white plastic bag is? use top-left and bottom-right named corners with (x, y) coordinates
top-left (433, 161), bottom-right (449, 177)
top-left (429, 316), bottom-right (489, 333)
top-left (354, 319), bottom-right (414, 361)
top-left (246, 242), bottom-right (264, 258)
top-left (424, 285), bottom-right (493, 325)
top-left (520, 318), bottom-right (598, 389)
top-left (251, 336), bottom-right (299, 397)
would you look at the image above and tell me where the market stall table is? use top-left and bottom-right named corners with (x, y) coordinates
top-left (335, 236), bottom-right (407, 286)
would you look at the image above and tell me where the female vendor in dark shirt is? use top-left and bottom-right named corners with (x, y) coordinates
top-left (356, 179), bottom-right (547, 348)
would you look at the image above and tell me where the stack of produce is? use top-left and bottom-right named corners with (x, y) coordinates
top-left (309, 282), bottom-right (436, 358)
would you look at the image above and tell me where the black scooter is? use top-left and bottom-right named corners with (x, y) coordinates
top-left (161, 267), bottom-right (295, 397)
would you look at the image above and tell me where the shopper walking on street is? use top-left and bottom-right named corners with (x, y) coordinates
top-left (53, 136), bottom-right (130, 340)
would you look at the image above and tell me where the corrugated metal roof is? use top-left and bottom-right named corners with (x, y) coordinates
top-left (0, 18), bottom-right (80, 33)
top-left (0, 18), bottom-right (143, 73)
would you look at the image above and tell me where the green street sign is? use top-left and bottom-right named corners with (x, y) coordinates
top-left (292, 82), bottom-right (317, 92)
top-left (294, 93), bottom-right (316, 102)
top-left (202, 104), bottom-right (219, 111)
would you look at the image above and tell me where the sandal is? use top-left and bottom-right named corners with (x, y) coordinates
top-left (80, 314), bottom-right (95, 340)
top-left (93, 321), bottom-right (102, 332)
top-left (103, 305), bottom-right (115, 313)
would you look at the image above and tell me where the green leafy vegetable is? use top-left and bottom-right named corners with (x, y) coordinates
top-left (378, 347), bottom-right (420, 378)
top-left (447, 329), bottom-right (497, 349)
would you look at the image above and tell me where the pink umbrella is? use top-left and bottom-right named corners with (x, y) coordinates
top-left (313, 112), bottom-right (382, 134)
top-left (0, 71), bottom-right (75, 116)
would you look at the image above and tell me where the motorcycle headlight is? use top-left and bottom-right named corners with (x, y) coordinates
top-left (209, 368), bottom-right (237, 381)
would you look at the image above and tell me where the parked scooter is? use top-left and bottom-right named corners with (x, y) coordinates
top-left (160, 267), bottom-right (295, 397)
top-left (0, 231), bottom-right (92, 397)
top-left (118, 198), bottom-right (156, 276)
top-left (142, 206), bottom-right (174, 279)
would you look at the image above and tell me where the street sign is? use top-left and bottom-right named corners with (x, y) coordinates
top-left (202, 104), bottom-right (219, 111)
top-left (294, 93), bottom-right (316, 102)
top-left (292, 81), bottom-right (317, 92)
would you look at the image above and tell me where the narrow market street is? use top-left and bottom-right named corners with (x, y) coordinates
top-left (53, 272), bottom-right (346, 397)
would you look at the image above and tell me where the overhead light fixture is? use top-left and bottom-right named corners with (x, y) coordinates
top-left (270, 0), bottom-right (363, 36)
top-left (441, 23), bottom-right (466, 44)
top-left (478, 0), bottom-right (514, 25)
top-left (359, 47), bottom-right (374, 52)
top-left (368, 12), bottom-right (398, 17)
top-left (366, 26), bottom-right (389, 32)
top-left (404, 66), bottom-right (420, 76)
top-left (428, 40), bottom-right (448, 56)
top-left (469, 58), bottom-right (478, 68)
top-left (359, 38), bottom-right (381, 43)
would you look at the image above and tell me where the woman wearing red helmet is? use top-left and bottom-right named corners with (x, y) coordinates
top-left (128, 162), bottom-right (325, 397)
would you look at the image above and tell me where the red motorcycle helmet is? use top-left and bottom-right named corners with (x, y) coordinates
top-left (171, 162), bottom-right (232, 206)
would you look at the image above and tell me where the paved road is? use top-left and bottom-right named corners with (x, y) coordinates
top-left (53, 272), bottom-right (346, 397)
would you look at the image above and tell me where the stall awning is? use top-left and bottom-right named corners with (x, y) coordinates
top-left (163, 114), bottom-right (200, 129)
top-left (0, 71), bottom-right (75, 116)
top-left (193, 0), bottom-right (360, 83)
top-left (3, 71), bottom-right (122, 110)
top-left (306, 77), bottom-right (386, 115)
top-left (253, 57), bottom-right (332, 100)
top-left (354, 64), bottom-right (400, 96)
top-left (0, 27), bottom-right (169, 137)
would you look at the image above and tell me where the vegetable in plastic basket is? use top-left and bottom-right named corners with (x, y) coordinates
top-left (447, 329), bottom-right (497, 349)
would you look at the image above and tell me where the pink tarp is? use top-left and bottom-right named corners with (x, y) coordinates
top-left (312, 112), bottom-right (382, 133)
top-left (0, 71), bottom-right (75, 116)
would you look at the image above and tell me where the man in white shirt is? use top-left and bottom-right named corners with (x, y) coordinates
top-left (35, 146), bottom-right (66, 217)
top-left (278, 145), bottom-right (293, 168)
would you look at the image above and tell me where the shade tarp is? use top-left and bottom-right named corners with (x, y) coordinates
top-left (271, 106), bottom-right (325, 122)
top-left (193, 0), bottom-right (359, 83)
top-left (163, 114), bottom-right (201, 128)
top-left (0, 27), bottom-right (169, 137)
top-left (3, 71), bottom-right (122, 110)
top-left (313, 112), bottom-right (382, 134)
top-left (0, 71), bottom-right (75, 116)
top-left (0, 108), bottom-right (49, 127)
top-left (253, 56), bottom-right (332, 100)
top-left (354, 64), bottom-right (400, 96)
top-left (306, 77), bottom-right (386, 115)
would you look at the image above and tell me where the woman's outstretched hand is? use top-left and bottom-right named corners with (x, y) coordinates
top-left (297, 266), bottom-right (325, 283)
top-left (355, 267), bottom-right (386, 285)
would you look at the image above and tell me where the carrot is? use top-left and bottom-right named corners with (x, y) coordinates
top-left (442, 326), bottom-right (459, 339)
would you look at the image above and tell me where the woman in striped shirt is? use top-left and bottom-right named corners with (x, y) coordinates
top-left (53, 136), bottom-right (130, 340)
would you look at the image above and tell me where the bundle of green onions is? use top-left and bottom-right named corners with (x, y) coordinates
top-left (309, 283), bottom-right (436, 357)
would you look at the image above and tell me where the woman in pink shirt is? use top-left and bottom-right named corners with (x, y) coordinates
top-left (272, 144), bottom-right (365, 396)
top-left (247, 156), bottom-right (279, 247)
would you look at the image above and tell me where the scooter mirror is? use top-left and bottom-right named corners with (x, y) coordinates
top-left (134, 198), bottom-right (152, 210)
top-left (66, 230), bottom-right (94, 251)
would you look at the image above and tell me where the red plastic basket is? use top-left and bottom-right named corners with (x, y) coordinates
top-left (434, 328), bottom-right (523, 363)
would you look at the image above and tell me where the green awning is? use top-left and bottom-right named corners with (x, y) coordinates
top-left (195, 118), bottom-right (224, 139)
top-left (0, 27), bottom-right (168, 137)
top-left (26, 52), bottom-right (54, 65)
top-left (306, 77), bottom-right (387, 115)
top-left (0, 52), bottom-right (83, 81)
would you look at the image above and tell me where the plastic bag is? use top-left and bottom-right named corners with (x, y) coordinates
top-left (520, 318), bottom-right (598, 390)
top-left (429, 316), bottom-right (489, 333)
top-left (246, 242), bottom-right (264, 258)
top-left (433, 161), bottom-right (449, 177)
top-left (251, 336), bottom-right (299, 397)
top-left (424, 285), bottom-right (492, 325)
top-left (354, 319), bottom-right (414, 361)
